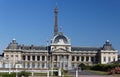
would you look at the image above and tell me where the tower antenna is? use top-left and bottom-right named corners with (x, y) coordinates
top-left (54, 0), bottom-right (59, 36)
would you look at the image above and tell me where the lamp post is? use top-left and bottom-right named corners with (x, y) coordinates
top-left (32, 66), bottom-right (34, 76)
top-left (75, 66), bottom-right (78, 77)
top-left (51, 58), bottom-right (53, 76)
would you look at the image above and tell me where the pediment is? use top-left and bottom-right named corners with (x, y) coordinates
top-left (53, 48), bottom-right (68, 52)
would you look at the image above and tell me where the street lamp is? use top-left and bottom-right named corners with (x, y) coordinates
top-left (75, 65), bottom-right (79, 77)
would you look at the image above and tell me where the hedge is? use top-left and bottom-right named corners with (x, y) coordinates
top-left (90, 64), bottom-right (120, 71)
top-left (0, 71), bottom-right (31, 77)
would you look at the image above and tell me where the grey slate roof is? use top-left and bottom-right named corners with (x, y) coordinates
top-left (7, 45), bottom-right (48, 50)
top-left (6, 39), bottom-right (115, 51)
top-left (6, 39), bottom-right (48, 50)
top-left (20, 46), bottom-right (47, 50)
top-left (71, 47), bottom-right (101, 51)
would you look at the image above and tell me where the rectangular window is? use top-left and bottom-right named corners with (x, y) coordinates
top-left (104, 57), bottom-right (106, 62)
top-left (76, 56), bottom-right (79, 61)
top-left (113, 57), bottom-right (116, 62)
top-left (72, 56), bottom-right (75, 61)
top-left (42, 56), bottom-right (45, 61)
top-left (32, 56), bottom-right (35, 61)
top-left (72, 63), bottom-right (74, 68)
top-left (32, 63), bottom-right (35, 68)
top-left (37, 56), bottom-right (40, 61)
top-left (108, 57), bottom-right (111, 62)
top-left (66, 55), bottom-right (69, 59)
top-left (42, 63), bottom-right (44, 68)
top-left (86, 56), bottom-right (89, 61)
top-left (11, 55), bottom-right (13, 57)
top-left (6, 55), bottom-right (9, 57)
top-left (54, 55), bottom-right (57, 61)
top-left (81, 56), bottom-right (84, 61)
top-left (38, 63), bottom-right (40, 68)
top-left (28, 56), bottom-right (30, 60)
top-left (16, 55), bottom-right (18, 57)
top-left (91, 57), bottom-right (94, 62)
top-left (23, 55), bottom-right (25, 60)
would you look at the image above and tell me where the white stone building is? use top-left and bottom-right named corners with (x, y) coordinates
top-left (0, 6), bottom-right (118, 70)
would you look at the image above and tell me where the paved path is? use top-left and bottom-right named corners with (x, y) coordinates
top-left (70, 70), bottom-right (102, 75)
top-left (75, 75), bottom-right (119, 77)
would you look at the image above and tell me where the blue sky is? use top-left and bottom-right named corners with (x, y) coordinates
top-left (0, 0), bottom-right (120, 53)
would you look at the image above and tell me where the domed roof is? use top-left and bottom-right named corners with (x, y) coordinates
top-left (51, 33), bottom-right (70, 45)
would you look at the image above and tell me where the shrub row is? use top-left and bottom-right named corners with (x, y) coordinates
top-left (0, 71), bottom-right (31, 77)
top-left (90, 64), bottom-right (120, 71)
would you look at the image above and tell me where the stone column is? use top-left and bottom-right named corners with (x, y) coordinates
top-left (45, 56), bottom-right (46, 61)
top-left (52, 55), bottom-right (54, 62)
top-left (25, 55), bottom-right (28, 61)
top-left (40, 56), bottom-right (42, 61)
top-left (57, 55), bottom-right (59, 67)
top-left (45, 63), bottom-right (47, 68)
top-left (30, 55), bottom-right (32, 61)
top-left (25, 62), bottom-right (27, 68)
top-left (75, 56), bottom-right (76, 62)
top-left (57, 55), bottom-right (59, 62)
top-left (84, 56), bottom-right (86, 62)
top-left (38, 63), bottom-right (40, 68)
top-left (68, 55), bottom-right (72, 69)
top-left (79, 56), bottom-right (81, 62)
top-left (30, 62), bottom-right (32, 68)
top-left (35, 63), bottom-right (37, 68)
top-left (94, 56), bottom-right (96, 63)
top-left (35, 56), bottom-right (37, 61)
top-left (89, 56), bottom-right (91, 62)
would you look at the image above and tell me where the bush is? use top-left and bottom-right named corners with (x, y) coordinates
top-left (64, 70), bottom-right (68, 74)
top-left (53, 68), bottom-right (58, 76)
top-left (53, 71), bottom-right (58, 76)
top-left (78, 63), bottom-right (86, 70)
top-left (90, 64), bottom-right (120, 72)
top-left (0, 73), bottom-right (16, 77)
top-left (0, 71), bottom-right (31, 77)
top-left (18, 71), bottom-right (31, 77)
